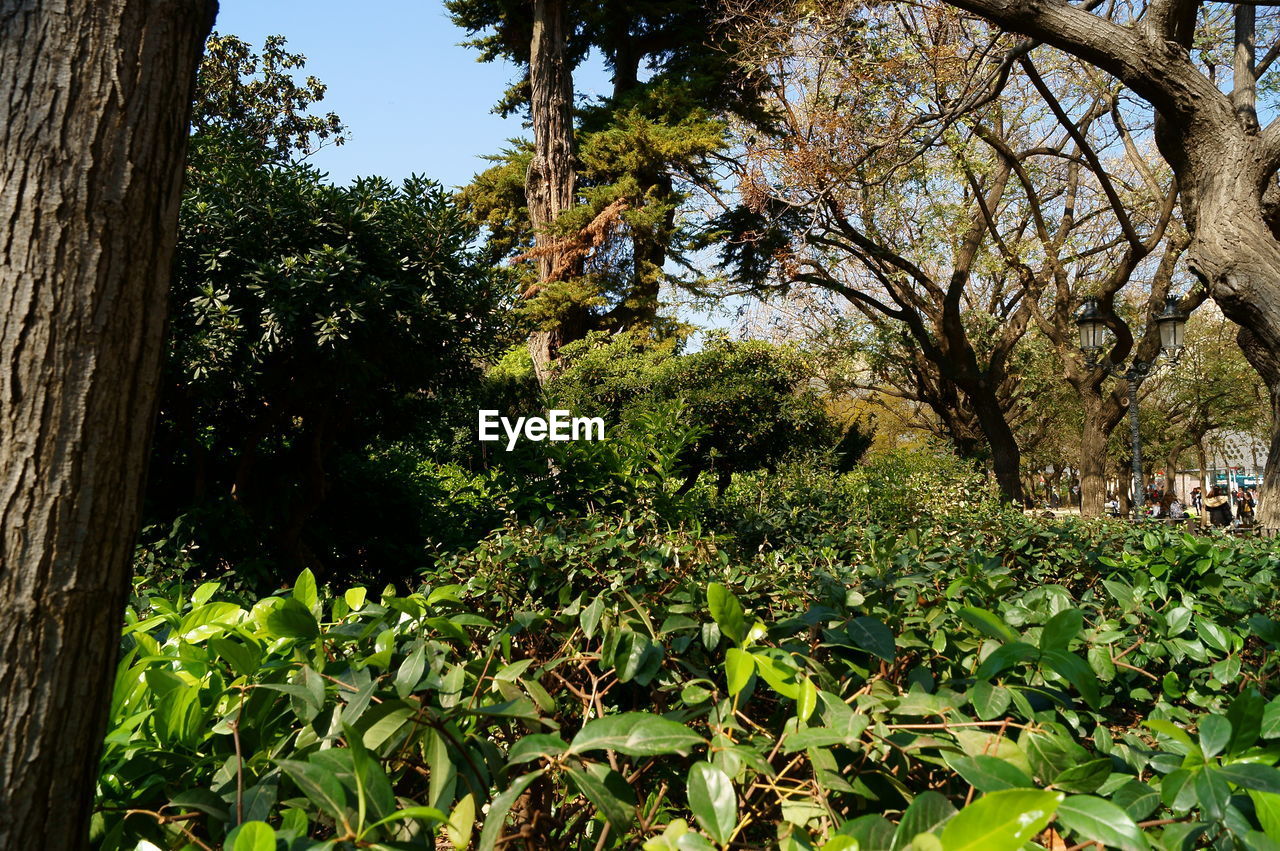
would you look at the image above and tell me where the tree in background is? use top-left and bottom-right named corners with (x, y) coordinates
top-left (450, 0), bottom-right (764, 376)
top-left (192, 32), bottom-right (347, 160)
top-left (143, 38), bottom-right (510, 586)
top-left (1143, 305), bottom-right (1269, 499)
top-left (942, 0), bottom-right (1280, 526)
top-left (712, 2), bottom-right (1197, 512)
top-left (0, 2), bottom-right (214, 846)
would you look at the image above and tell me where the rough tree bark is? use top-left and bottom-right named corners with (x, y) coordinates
top-left (0, 1), bottom-right (214, 846)
top-left (1078, 393), bottom-right (1124, 517)
top-left (940, 0), bottom-right (1280, 527)
top-left (525, 0), bottom-right (579, 383)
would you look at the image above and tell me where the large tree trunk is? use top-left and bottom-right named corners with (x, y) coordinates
top-left (525, 0), bottom-right (578, 383)
top-left (1163, 446), bottom-right (1182, 498)
top-left (1079, 395), bottom-right (1114, 517)
top-left (0, 2), bottom-right (214, 847)
top-left (968, 383), bottom-right (1025, 505)
top-left (1239, 326), bottom-right (1280, 527)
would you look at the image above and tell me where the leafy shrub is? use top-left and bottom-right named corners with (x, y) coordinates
top-left (706, 446), bottom-right (1004, 553)
top-left (550, 332), bottom-right (858, 487)
top-left (101, 514), bottom-right (1280, 850)
top-left (143, 129), bottom-right (512, 587)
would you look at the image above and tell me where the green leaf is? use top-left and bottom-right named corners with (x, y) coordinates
top-left (581, 595), bottom-right (605, 640)
top-left (507, 734), bottom-right (568, 765)
top-left (1247, 790), bottom-right (1280, 838)
top-left (446, 794), bottom-right (476, 850)
top-left (477, 770), bottom-right (543, 851)
top-left (847, 616), bottom-right (896, 662)
top-left (725, 648), bottom-right (755, 696)
top-left (342, 726), bottom-right (396, 827)
top-left (974, 641), bottom-right (1039, 680)
top-left (179, 602), bottom-right (243, 642)
top-left (970, 681), bottom-right (1011, 721)
top-left (361, 705), bottom-right (414, 751)
top-left (938, 790), bottom-right (1062, 851)
top-left (1051, 759), bottom-right (1112, 794)
top-left (1218, 763), bottom-right (1280, 794)
top-left (210, 637), bottom-right (260, 678)
top-left (1041, 649), bottom-right (1100, 708)
top-left (1056, 795), bottom-right (1149, 851)
top-left (1110, 780), bottom-right (1160, 821)
top-left (292, 568), bottom-right (318, 615)
top-left (343, 587), bottom-right (367, 611)
top-left (1195, 767), bottom-right (1231, 821)
top-left (278, 759), bottom-right (348, 824)
top-left (229, 821), bottom-right (275, 851)
top-left (565, 763), bottom-right (635, 833)
top-left (394, 645), bottom-right (425, 698)
top-left (1144, 719), bottom-right (1195, 751)
top-left (607, 630), bottom-right (663, 685)
top-left (1227, 690), bottom-right (1265, 755)
top-left (956, 731), bottom-right (1034, 778)
top-left (191, 581), bottom-right (220, 606)
top-left (1263, 701), bottom-right (1280, 739)
top-left (751, 649), bottom-right (801, 699)
top-left (782, 719), bottom-right (871, 753)
top-left (688, 762), bottom-right (737, 846)
top-left (958, 607), bottom-right (1020, 643)
top-left (1199, 715), bottom-right (1232, 759)
top-left (642, 818), bottom-right (716, 850)
top-left (945, 754), bottom-right (1035, 792)
top-left (1021, 730), bottom-right (1087, 783)
top-left (707, 584), bottom-right (747, 646)
top-left (169, 789), bottom-right (230, 823)
top-left (265, 598), bottom-right (319, 641)
top-left (365, 805), bottom-right (449, 832)
top-left (797, 677), bottom-right (817, 723)
top-left (1244, 830), bottom-right (1280, 851)
top-left (569, 713), bottom-right (703, 757)
top-left (838, 814), bottom-right (896, 850)
top-left (891, 791), bottom-right (955, 851)
top-left (1165, 606), bottom-right (1193, 636)
top-left (1040, 609), bottom-right (1084, 652)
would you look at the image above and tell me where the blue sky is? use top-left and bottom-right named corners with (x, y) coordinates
top-left (213, 0), bottom-right (612, 189)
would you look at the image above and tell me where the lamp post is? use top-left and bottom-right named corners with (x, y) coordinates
top-left (1076, 295), bottom-right (1190, 519)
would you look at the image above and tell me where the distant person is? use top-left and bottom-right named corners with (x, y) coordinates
top-left (1169, 497), bottom-right (1187, 522)
top-left (1105, 496), bottom-right (1120, 516)
top-left (1071, 484), bottom-right (1081, 507)
top-left (1191, 487), bottom-right (1203, 510)
top-left (1238, 490), bottom-right (1255, 527)
top-left (1205, 486), bottom-right (1233, 528)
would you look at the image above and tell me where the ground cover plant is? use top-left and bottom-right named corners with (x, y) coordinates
top-left (97, 487), bottom-right (1280, 849)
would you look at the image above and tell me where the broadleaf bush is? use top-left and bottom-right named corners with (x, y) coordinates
top-left (98, 507), bottom-right (1280, 850)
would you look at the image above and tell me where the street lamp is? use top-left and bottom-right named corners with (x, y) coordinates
top-left (1156, 294), bottom-right (1188, 355)
top-left (1075, 295), bottom-right (1191, 518)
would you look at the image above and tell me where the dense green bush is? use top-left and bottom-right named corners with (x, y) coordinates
top-left (705, 446), bottom-right (1004, 553)
top-left (142, 130), bottom-right (511, 588)
top-left (550, 332), bottom-right (860, 488)
top-left (101, 510), bottom-right (1280, 850)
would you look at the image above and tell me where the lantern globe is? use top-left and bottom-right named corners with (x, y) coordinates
top-left (1076, 299), bottom-right (1108, 353)
top-left (1156, 294), bottom-right (1187, 354)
